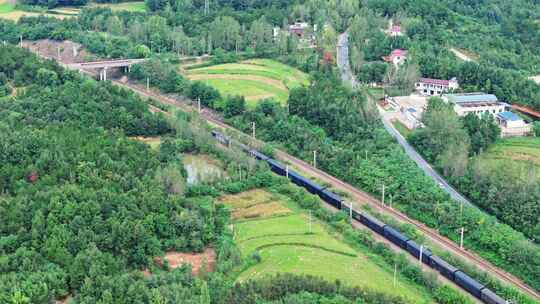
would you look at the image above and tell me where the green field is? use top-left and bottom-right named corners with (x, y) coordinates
top-left (0, 1), bottom-right (145, 21)
top-left (478, 136), bottom-right (540, 173)
top-left (223, 190), bottom-right (433, 303)
top-left (0, 2), bottom-right (14, 14)
top-left (90, 1), bottom-right (145, 12)
top-left (392, 120), bottom-right (412, 138)
top-left (187, 59), bottom-right (309, 107)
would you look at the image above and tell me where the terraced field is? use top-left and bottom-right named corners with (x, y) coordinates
top-left (220, 189), bottom-right (433, 303)
top-left (0, 1), bottom-right (144, 21)
top-left (186, 59), bottom-right (309, 107)
top-left (479, 137), bottom-right (540, 173)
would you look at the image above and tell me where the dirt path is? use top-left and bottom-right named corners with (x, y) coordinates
top-left (450, 48), bottom-right (476, 62)
top-left (187, 74), bottom-right (288, 91)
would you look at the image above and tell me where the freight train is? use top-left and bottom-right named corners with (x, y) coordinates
top-left (211, 130), bottom-right (506, 304)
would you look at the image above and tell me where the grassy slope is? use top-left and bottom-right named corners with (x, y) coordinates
top-left (479, 137), bottom-right (540, 173)
top-left (187, 59), bottom-right (309, 107)
top-left (89, 1), bottom-right (145, 12)
top-left (224, 190), bottom-right (433, 303)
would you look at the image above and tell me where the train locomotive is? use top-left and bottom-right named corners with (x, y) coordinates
top-left (210, 130), bottom-right (507, 304)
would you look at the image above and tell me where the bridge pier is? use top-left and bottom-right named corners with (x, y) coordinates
top-left (99, 67), bottom-right (108, 81)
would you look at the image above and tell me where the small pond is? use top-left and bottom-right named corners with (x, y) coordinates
top-left (183, 154), bottom-right (226, 185)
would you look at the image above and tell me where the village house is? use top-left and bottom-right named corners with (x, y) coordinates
top-left (442, 93), bottom-right (508, 117)
top-left (383, 49), bottom-right (407, 66)
top-left (288, 22), bottom-right (309, 39)
top-left (415, 77), bottom-right (459, 96)
top-left (388, 24), bottom-right (403, 37)
top-left (495, 111), bottom-right (532, 137)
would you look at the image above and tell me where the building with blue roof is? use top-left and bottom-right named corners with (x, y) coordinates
top-left (495, 111), bottom-right (532, 137)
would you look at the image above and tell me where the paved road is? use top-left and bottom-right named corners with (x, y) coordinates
top-left (336, 32), bottom-right (358, 88)
top-left (336, 32), bottom-right (471, 206)
top-left (379, 111), bottom-right (472, 205)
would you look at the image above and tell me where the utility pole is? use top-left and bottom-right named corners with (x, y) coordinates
top-left (393, 263), bottom-right (397, 287)
top-left (313, 150), bottom-right (317, 168)
top-left (460, 227), bottom-right (464, 249)
top-left (146, 77), bottom-right (150, 91)
top-left (382, 184), bottom-right (385, 206)
top-left (252, 122), bottom-right (256, 139)
top-left (309, 210), bottom-right (312, 233)
top-left (198, 97), bottom-right (201, 113)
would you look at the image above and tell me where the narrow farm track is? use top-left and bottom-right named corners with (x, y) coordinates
top-left (110, 79), bottom-right (540, 302)
top-left (49, 57), bottom-right (539, 301)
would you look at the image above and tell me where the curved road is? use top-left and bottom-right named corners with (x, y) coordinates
top-left (337, 32), bottom-right (470, 205)
top-left (42, 48), bottom-right (539, 301)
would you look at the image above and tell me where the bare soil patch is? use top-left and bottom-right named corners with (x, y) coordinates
top-left (529, 75), bottom-right (540, 85)
top-left (159, 248), bottom-right (216, 275)
top-left (232, 201), bottom-right (292, 220)
top-left (21, 39), bottom-right (90, 64)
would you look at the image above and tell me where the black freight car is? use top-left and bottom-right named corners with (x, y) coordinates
top-left (430, 255), bottom-right (458, 281)
top-left (211, 130), bottom-right (230, 146)
top-left (455, 271), bottom-right (484, 299)
top-left (249, 149), bottom-right (269, 161)
top-left (351, 209), bottom-right (362, 222)
top-left (405, 240), bottom-right (433, 265)
top-left (266, 158), bottom-right (286, 175)
top-left (480, 288), bottom-right (506, 304)
top-left (319, 189), bottom-right (343, 209)
top-left (383, 226), bottom-right (410, 249)
top-left (288, 171), bottom-right (325, 194)
top-left (359, 213), bottom-right (386, 234)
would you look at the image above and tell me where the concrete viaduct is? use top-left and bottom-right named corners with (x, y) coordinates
top-left (66, 59), bottom-right (146, 81)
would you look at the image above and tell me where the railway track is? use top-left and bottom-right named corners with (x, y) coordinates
top-left (44, 54), bottom-right (537, 300)
top-left (106, 80), bottom-right (540, 301)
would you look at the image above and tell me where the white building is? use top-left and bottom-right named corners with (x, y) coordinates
top-left (415, 77), bottom-right (459, 96)
top-left (442, 93), bottom-right (508, 117)
top-left (383, 49), bottom-right (407, 66)
top-left (496, 111), bottom-right (532, 137)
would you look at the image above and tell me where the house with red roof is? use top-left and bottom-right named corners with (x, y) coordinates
top-left (389, 25), bottom-right (402, 37)
top-left (383, 49), bottom-right (408, 66)
top-left (415, 77), bottom-right (459, 96)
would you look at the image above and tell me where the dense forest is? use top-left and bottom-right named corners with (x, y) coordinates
top-left (1, 0), bottom-right (539, 301)
top-left (0, 45), bottom-right (435, 304)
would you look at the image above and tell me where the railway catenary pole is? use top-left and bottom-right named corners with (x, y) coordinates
top-left (146, 77), bottom-right (150, 92)
top-left (313, 150), bottom-right (317, 168)
top-left (286, 165), bottom-right (289, 178)
top-left (198, 97), bottom-right (201, 113)
top-left (349, 202), bottom-right (352, 220)
top-left (252, 122), bottom-right (255, 139)
top-left (460, 227), bottom-right (465, 249)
